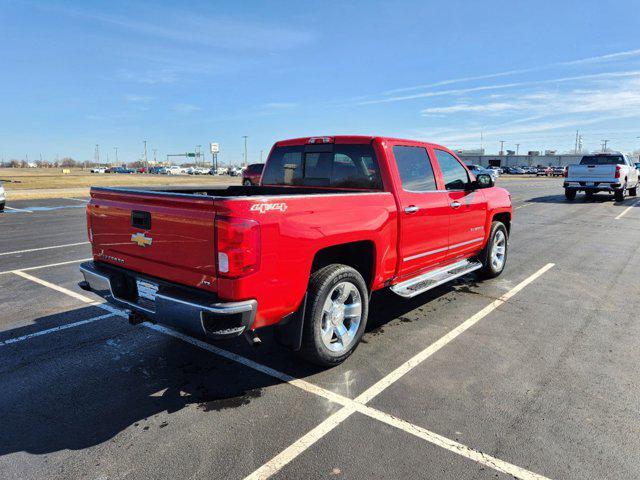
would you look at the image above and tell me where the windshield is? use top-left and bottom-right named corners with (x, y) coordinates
top-left (580, 155), bottom-right (625, 165)
top-left (261, 143), bottom-right (382, 189)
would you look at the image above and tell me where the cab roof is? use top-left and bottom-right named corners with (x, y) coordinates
top-left (274, 135), bottom-right (448, 150)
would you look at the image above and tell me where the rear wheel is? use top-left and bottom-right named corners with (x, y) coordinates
top-left (299, 264), bottom-right (368, 367)
top-left (478, 222), bottom-right (508, 279)
top-left (614, 187), bottom-right (625, 202)
top-left (629, 185), bottom-right (637, 196)
top-left (565, 188), bottom-right (576, 201)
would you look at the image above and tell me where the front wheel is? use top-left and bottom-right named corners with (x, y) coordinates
top-left (478, 222), bottom-right (508, 279)
top-left (299, 264), bottom-right (368, 367)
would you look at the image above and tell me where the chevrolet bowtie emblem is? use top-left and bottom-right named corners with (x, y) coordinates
top-left (131, 232), bottom-right (152, 247)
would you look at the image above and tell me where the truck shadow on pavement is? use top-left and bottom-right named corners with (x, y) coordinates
top-left (0, 281), bottom-right (465, 456)
top-left (527, 193), bottom-right (638, 205)
top-left (0, 305), bottom-right (301, 456)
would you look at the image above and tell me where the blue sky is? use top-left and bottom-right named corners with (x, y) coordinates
top-left (1, 0), bottom-right (640, 164)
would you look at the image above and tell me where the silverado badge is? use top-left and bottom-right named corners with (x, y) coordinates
top-left (131, 232), bottom-right (153, 247)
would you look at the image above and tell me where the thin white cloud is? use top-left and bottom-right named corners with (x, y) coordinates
top-left (172, 103), bottom-right (202, 113)
top-left (355, 48), bottom-right (640, 106)
top-left (422, 102), bottom-right (519, 114)
top-left (263, 102), bottom-right (297, 109)
top-left (124, 94), bottom-right (154, 103)
top-left (356, 70), bottom-right (640, 105)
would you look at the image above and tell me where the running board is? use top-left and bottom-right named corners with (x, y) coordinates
top-left (390, 259), bottom-right (483, 298)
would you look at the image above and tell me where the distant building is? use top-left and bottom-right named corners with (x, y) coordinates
top-left (457, 153), bottom-right (584, 168)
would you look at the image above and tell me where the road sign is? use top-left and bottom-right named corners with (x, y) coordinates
top-left (210, 143), bottom-right (219, 154)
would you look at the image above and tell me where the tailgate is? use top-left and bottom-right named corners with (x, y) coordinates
top-left (87, 188), bottom-right (218, 291)
top-left (569, 165), bottom-right (615, 180)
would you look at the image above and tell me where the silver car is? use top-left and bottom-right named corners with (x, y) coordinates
top-left (0, 181), bottom-right (5, 212)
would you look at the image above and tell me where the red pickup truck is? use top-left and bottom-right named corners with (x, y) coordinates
top-left (79, 136), bottom-right (512, 366)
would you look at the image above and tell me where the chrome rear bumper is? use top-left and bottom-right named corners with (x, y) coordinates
top-left (79, 261), bottom-right (256, 339)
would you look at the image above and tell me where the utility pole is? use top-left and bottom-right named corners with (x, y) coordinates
top-left (601, 139), bottom-right (609, 152)
top-left (153, 149), bottom-right (157, 164)
top-left (499, 140), bottom-right (505, 156)
top-left (260, 150), bottom-right (264, 162)
top-left (196, 145), bottom-right (202, 167)
top-left (515, 143), bottom-right (520, 155)
top-left (480, 131), bottom-right (484, 153)
top-left (114, 147), bottom-right (118, 165)
top-left (574, 130), bottom-right (579, 154)
top-left (143, 140), bottom-right (148, 170)
top-left (242, 135), bottom-right (248, 167)
top-left (95, 144), bottom-right (100, 165)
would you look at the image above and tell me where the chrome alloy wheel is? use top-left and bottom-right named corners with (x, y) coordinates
top-left (320, 281), bottom-right (362, 353)
top-left (491, 230), bottom-right (506, 271)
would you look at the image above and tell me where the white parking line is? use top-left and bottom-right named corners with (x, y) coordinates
top-left (0, 313), bottom-right (114, 347)
top-left (247, 263), bottom-right (554, 479)
top-left (3, 206), bottom-right (32, 213)
top-left (515, 202), bottom-right (533, 210)
top-left (614, 200), bottom-right (640, 220)
top-left (61, 197), bottom-right (89, 203)
top-left (12, 265), bottom-right (554, 480)
top-left (0, 241), bottom-right (89, 257)
top-left (0, 258), bottom-right (91, 276)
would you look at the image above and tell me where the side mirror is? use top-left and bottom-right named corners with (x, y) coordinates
top-left (475, 173), bottom-right (494, 189)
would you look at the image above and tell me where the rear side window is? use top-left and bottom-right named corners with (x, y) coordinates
top-left (393, 146), bottom-right (437, 192)
top-left (261, 144), bottom-right (382, 189)
top-left (435, 150), bottom-right (470, 190)
top-left (580, 155), bottom-right (625, 165)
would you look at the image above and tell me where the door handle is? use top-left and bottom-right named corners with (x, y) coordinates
top-left (450, 201), bottom-right (461, 209)
top-left (404, 205), bottom-right (419, 214)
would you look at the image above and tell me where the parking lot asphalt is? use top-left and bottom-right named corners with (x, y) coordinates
top-left (1, 179), bottom-right (639, 479)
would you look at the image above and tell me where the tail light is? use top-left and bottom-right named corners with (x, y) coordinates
top-left (563, 167), bottom-right (568, 178)
top-left (215, 216), bottom-right (260, 278)
top-left (615, 165), bottom-right (621, 179)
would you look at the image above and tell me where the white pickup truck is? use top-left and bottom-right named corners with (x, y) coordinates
top-left (564, 153), bottom-right (639, 201)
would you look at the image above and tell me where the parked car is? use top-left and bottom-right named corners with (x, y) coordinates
top-left (90, 167), bottom-right (106, 173)
top-left (148, 166), bottom-right (164, 174)
top-left (164, 166), bottom-right (183, 175)
top-left (242, 163), bottom-right (265, 186)
top-left (507, 167), bottom-right (525, 174)
top-left (79, 135), bottom-right (512, 367)
top-left (564, 153), bottom-right (639, 201)
top-left (536, 166), bottom-right (552, 176)
top-left (109, 167), bottom-right (134, 174)
top-left (229, 167), bottom-right (242, 177)
top-left (0, 181), bottom-right (5, 212)
top-left (465, 164), bottom-right (498, 182)
top-left (137, 167), bottom-right (147, 174)
top-left (488, 166), bottom-right (503, 175)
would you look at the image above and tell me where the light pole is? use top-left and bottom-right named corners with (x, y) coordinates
top-left (515, 143), bottom-right (520, 155)
top-left (114, 147), bottom-right (118, 165)
top-left (242, 135), bottom-right (248, 167)
top-left (499, 140), bottom-right (505, 156)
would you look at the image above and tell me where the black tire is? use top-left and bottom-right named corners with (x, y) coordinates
top-left (614, 188), bottom-right (625, 202)
top-left (478, 222), bottom-right (508, 279)
top-left (299, 264), bottom-right (368, 367)
top-left (629, 185), bottom-right (637, 196)
top-left (584, 190), bottom-right (594, 200)
top-left (565, 189), bottom-right (576, 201)
top-left (0, 201), bottom-right (4, 212)
top-left (243, 179), bottom-right (252, 186)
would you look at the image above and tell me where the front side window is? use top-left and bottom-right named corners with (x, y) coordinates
top-left (435, 150), bottom-right (470, 190)
top-left (393, 145), bottom-right (437, 192)
top-left (261, 144), bottom-right (382, 189)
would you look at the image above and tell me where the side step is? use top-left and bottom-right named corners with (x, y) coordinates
top-left (390, 259), bottom-right (483, 298)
